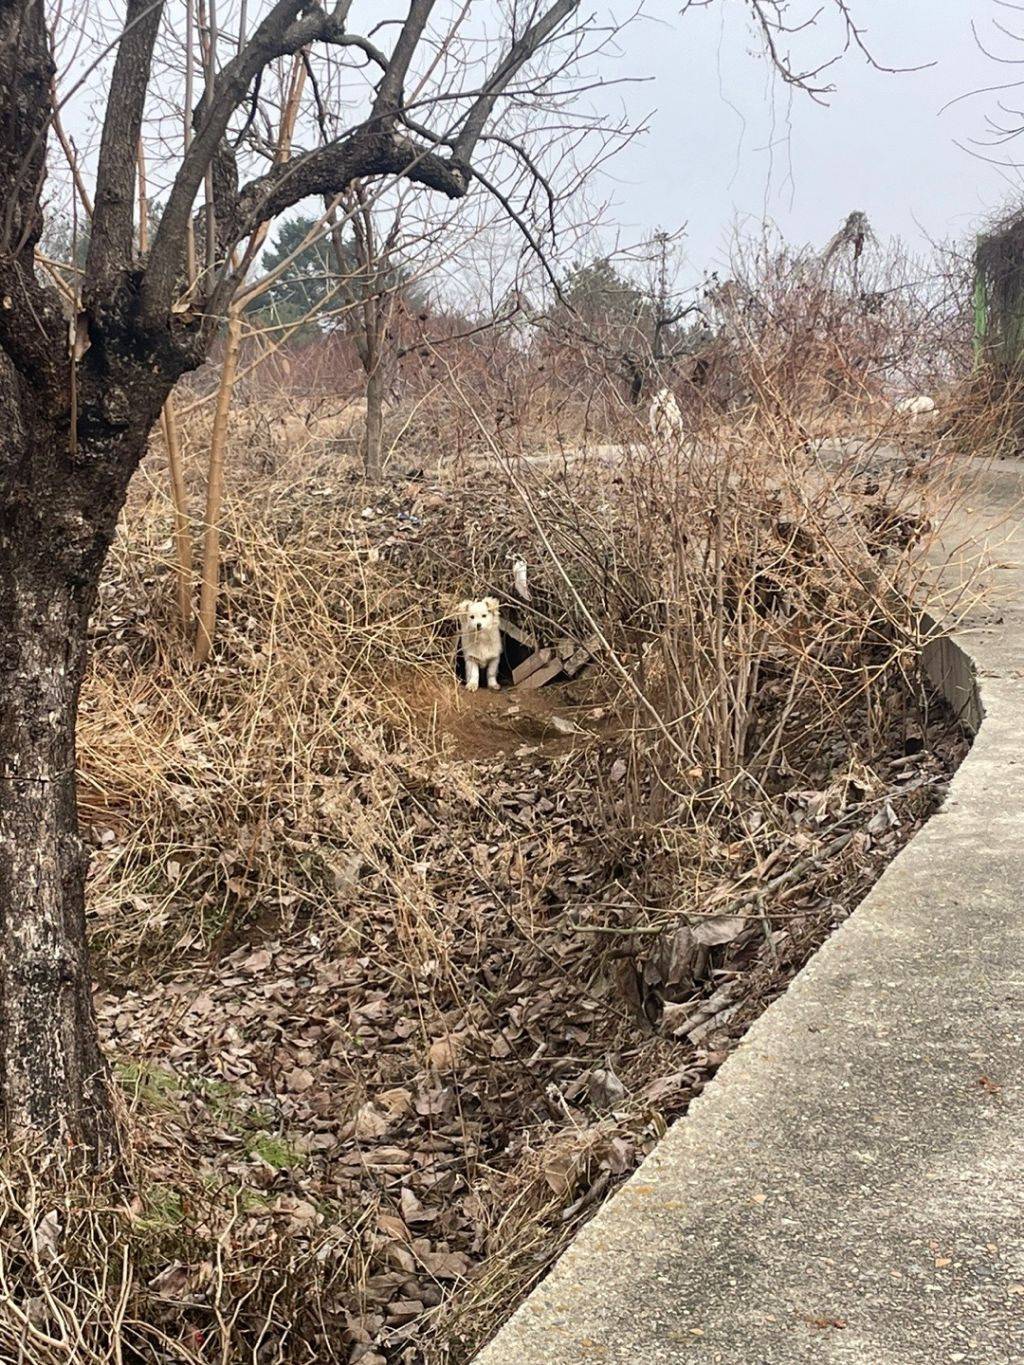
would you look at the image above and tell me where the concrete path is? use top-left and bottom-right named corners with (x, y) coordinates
top-left (476, 459), bottom-right (1024, 1364)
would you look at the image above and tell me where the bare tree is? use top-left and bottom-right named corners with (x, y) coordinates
top-left (195, 47), bottom-right (308, 663)
top-left (534, 230), bottom-right (708, 406)
top-left (341, 185), bottom-right (403, 480)
top-left (0, 0), bottom-right (586, 1161)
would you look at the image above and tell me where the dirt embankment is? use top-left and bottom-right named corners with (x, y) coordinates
top-left (60, 430), bottom-right (969, 1364)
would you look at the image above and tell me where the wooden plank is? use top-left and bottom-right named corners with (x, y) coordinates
top-left (501, 620), bottom-right (537, 649)
top-left (518, 657), bottom-right (565, 691)
top-left (562, 647), bottom-right (591, 677)
top-left (512, 647), bottom-right (554, 685)
top-left (562, 635), bottom-right (601, 677)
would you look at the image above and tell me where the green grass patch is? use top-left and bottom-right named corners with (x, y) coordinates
top-left (245, 1131), bottom-right (305, 1169)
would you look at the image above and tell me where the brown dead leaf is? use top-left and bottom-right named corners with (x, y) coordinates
top-left (377, 1213), bottom-right (410, 1242)
top-left (690, 915), bottom-right (747, 947)
top-left (597, 1135), bottom-right (634, 1174)
top-left (427, 1035), bottom-right (462, 1072)
top-left (541, 1146), bottom-right (578, 1197)
top-left (400, 1188), bottom-right (435, 1225)
top-left (587, 1067), bottom-right (627, 1109)
top-left (378, 1087), bottom-right (414, 1116)
top-left (149, 1262), bottom-right (191, 1298)
top-left (273, 1195), bottom-right (318, 1226)
top-left (241, 947), bottom-right (272, 973)
top-left (387, 1298), bottom-right (425, 1321)
top-left (354, 1102), bottom-right (390, 1140)
top-left (421, 1249), bottom-right (471, 1279)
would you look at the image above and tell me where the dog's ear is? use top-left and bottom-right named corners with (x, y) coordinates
top-left (484, 596), bottom-right (500, 614)
top-left (456, 600), bottom-right (470, 617)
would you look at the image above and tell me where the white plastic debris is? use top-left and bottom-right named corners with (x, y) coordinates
top-left (512, 556), bottom-right (531, 601)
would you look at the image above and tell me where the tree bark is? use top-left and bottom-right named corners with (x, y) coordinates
top-left (364, 360), bottom-right (385, 482)
top-left (0, 326), bottom-right (157, 1159)
top-left (0, 528), bottom-right (114, 1162)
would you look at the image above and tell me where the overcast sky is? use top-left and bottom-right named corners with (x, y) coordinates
top-left (53, 1), bottom-right (1024, 298)
top-left (585, 0), bottom-right (1020, 276)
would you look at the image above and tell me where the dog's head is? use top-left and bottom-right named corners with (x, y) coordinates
top-left (458, 597), bottom-right (500, 635)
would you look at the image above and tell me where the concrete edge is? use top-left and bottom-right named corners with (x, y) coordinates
top-left (473, 486), bottom-right (1024, 1364)
top-left (920, 610), bottom-right (983, 739)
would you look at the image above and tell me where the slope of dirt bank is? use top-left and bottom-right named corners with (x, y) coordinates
top-left (78, 438), bottom-right (968, 1363)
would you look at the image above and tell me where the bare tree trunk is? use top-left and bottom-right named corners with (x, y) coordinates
top-left (364, 354), bottom-right (385, 481)
top-left (0, 351), bottom-right (126, 1159)
top-left (0, 546), bottom-right (113, 1159)
top-left (347, 188), bottom-right (394, 483)
top-left (0, 325), bottom-right (165, 1161)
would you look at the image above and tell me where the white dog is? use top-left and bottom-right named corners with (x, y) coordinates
top-left (458, 597), bottom-right (502, 691)
top-left (894, 394), bottom-right (936, 417)
top-left (649, 386), bottom-right (683, 442)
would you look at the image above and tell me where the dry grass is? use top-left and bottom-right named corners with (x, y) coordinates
top-left (82, 443), bottom-right (462, 966)
top-left (0, 376), bottom-right (975, 1363)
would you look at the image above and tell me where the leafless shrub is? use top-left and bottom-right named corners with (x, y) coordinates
top-left (691, 229), bottom-right (966, 431)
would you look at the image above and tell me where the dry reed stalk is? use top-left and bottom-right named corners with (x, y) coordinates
top-left (194, 307), bottom-right (242, 663)
top-left (137, 141), bottom-right (195, 631)
top-left (160, 398), bottom-right (194, 629)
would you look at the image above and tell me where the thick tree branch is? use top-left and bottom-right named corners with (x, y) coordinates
top-left (0, 1), bottom-right (65, 395)
top-left (85, 0), bottom-right (166, 293)
top-left (143, 0), bottom-right (342, 325)
top-left (232, 129), bottom-right (468, 238)
top-left (451, 0), bottom-right (580, 165)
top-left (372, 0), bottom-right (436, 117)
top-left (0, 0), bottom-right (53, 259)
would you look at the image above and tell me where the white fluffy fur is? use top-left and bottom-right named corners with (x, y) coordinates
top-left (458, 597), bottom-right (502, 691)
top-left (894, 394), bottom-right (936, 416)
top-left (649, 386), bottom-right (683, 442)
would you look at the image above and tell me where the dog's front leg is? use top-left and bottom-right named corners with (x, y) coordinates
top-left (486, 656), bottom-right (500, 691)
top-left (465, 658), bottom-right (480, 691)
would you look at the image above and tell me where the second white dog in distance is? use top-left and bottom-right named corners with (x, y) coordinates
top-left (648, 386), bottom-right (684, 443)
top-left (458, 597), bottom-right (503, 692)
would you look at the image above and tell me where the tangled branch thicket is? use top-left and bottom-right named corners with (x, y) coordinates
top-left (349, 231), bottom-right (968, 451)
top-left (0, 323), bottom-right (974, 1360)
